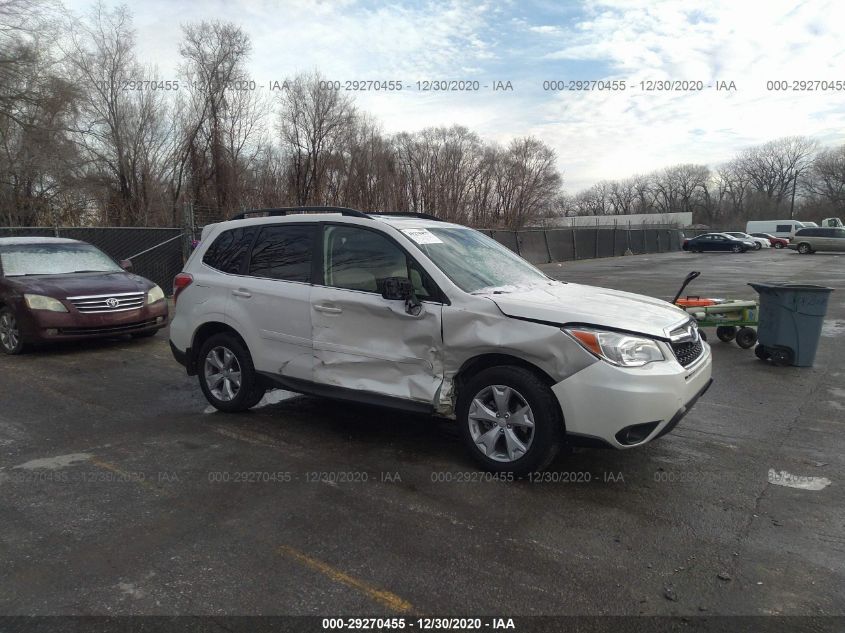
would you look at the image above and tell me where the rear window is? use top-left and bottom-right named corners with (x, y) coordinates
top-left (202, 227), bottom-right (258, 274)
top-left (248, 225), bottom-right (315, 282)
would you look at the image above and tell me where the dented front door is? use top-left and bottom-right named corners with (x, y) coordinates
top-left (311, 224), bottom-right (443, 406)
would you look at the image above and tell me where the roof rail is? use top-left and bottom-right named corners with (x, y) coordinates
top-left (229, 206), bottom-right (370, 221)
top-left (368, 212), bottom-right (444, 222)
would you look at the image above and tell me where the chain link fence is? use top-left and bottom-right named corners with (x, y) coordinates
top-left (0, 227), bottom-right (184, 291)
top-left (1, 224), bottom-right (690, 293)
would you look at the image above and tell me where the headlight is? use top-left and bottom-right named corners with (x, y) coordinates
top-left (564, 327), bottom-right (665, 367)
top-left (147, 285), bottom-right (165, 304)
top-left (24, 294), bottom-right (68, 312)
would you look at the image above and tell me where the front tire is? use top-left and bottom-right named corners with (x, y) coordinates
top-left (731, 244), bottom-right (742, 253)
top-left (797, 243), bottom-right (812, 254)
top-left (0, 307), bottom-right (24, 355)
top-left (774, 242), bottom-right (784, 249)
top-left (457, 366), bottom-right (563, 476)
top-left (198, 333), bottom-right (266, 412)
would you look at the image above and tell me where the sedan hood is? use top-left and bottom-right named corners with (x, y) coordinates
top-left (7, 272), bottom-right (151, 298)
top-left (488, 282), bottom-right (690, 339)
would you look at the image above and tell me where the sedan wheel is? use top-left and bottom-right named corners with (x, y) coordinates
top-left (774, 242), bottom-right (784, 249)
top-left (754, 243), bottom-right (762, 250)
top-left (0, 308), bottom-right (23, 355)
top-left (731, 244), bottom-right (742, 253)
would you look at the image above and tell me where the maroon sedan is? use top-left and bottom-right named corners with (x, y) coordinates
top-left (0, 237), bottom-right (168, 354)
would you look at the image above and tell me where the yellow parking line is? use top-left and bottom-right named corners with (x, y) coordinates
top-left (90, 458), bottom-right (160, 493)
top-left (277, 545), bottom-right (414, 614)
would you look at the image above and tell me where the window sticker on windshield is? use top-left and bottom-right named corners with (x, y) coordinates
top-left (402, 228), bottom-right (442, 245)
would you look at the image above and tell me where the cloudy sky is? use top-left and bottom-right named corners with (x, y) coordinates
top-left (66, 0), bottom-right (845, 191)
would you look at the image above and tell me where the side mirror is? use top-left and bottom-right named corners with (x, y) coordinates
top-left (378, 277), bottom-right (421, 315)
top-left (119, 259), bottom-right (133, 271)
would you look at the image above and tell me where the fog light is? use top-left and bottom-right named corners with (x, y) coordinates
top-left (45, 328), bottom-right (58, 336)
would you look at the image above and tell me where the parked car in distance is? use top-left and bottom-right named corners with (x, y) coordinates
top-left (683, 233), bottom-right (754, 253)
top-left (170, 208), bottom-right (712, 475)
top-left (724, 232), bottom-right (769, 250)
top-left (750, 232), bottom-right (789, 249)
top-left (745, 220), bottom-right (808, 237)
top-left (0, 237), bottom-right (168, 354)
top-left (788, 227), bottom-right (845, 254)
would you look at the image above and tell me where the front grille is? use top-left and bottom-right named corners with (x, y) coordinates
top-left (669, 320), bottom-right (705, 367)
top-left (58, 319), bottom-right (158, 335)
top-left (671, 339), bottom-right (704, 367)
top-left (67, 292), bottom-right (145, 314)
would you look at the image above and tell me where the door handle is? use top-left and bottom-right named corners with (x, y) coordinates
top-left (313, 304), bottom-right (342, 314)
top-left (232, 289), bottom-right (252, 298)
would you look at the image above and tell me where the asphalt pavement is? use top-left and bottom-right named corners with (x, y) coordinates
top-left (1, 248), bottom-right (843, 618)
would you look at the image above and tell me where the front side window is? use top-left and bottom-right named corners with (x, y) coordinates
top-left (0, 243), bottom-right (121, 276)
top-left (323, 225), bottom-right (408, 293)
top-left (203, 226), bottom-right (258, 274)
top-left (406, 227), bottom-right (550, 294)
top-left (248, 225), bottom-right (315, 282)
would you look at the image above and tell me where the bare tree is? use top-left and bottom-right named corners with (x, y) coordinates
top-left (277, 71), bottom-right (355, 205)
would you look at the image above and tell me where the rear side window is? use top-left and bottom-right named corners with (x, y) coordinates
top-left (248, 225), bottom-right (315, 282)
top-left (202, 227), bottom-right (258, 274)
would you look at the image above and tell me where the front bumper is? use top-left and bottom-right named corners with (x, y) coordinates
top-left (20, 301), bottom-right (168, 342)
top-left (551, 342), bottom-right (712, 449)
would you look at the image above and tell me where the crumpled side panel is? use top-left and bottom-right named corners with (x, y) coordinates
top-left (436, 299), bottom-right (597, 416)
top-left (311, 293), bottom-right (444, 405)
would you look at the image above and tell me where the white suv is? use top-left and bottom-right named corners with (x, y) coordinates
top-left (170, 208), bottom-right (712, 475)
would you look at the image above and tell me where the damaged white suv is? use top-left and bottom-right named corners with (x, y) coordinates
top-left (170, 208), bottom-right (712, 475)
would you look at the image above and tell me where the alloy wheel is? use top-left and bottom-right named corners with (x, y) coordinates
top-left (204, 346), bottom-right (242, 402)
top-left (468, 385), bottom-right (535, 462)
top-left (0, 312), bottom-right (20, 352)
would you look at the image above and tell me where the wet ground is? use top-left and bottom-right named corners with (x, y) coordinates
top-left (1, 248), bottom-right (843, 618)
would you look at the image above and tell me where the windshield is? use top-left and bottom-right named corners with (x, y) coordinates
top-left (0, 243), bottom-right (122, 276)
top-left (403, 227), bottom-right (551, 293)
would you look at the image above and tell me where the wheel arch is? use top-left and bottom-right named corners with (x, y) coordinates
top-left (453, 353), bottom-right (557, 393)
top-left (188, 321), bottom-right (250, 375)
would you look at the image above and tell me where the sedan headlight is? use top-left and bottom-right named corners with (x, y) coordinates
top-left (147, 285), bottom-right (165, 304)
top-left (564, 327), bottom-right (665, 367)
top-left (24, 294), bottom-right (68, 312)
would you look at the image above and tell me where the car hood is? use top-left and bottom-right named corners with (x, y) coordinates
top-left (6, 271), bottom-right (152, 298)
top-left (487, 282), bottom-right (690, 339)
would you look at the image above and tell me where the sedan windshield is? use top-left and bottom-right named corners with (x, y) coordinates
top-left (0, 243), bottom-right (122, 276)
top-left (406, 227), bottom-right (552, 293)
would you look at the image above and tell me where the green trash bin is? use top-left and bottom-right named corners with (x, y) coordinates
top-left (748, 282), bottom-right (834, 367)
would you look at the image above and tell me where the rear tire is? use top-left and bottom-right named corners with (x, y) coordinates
top-left (0, 307), bottom-right (24, 355)
top-left (457, 366), bottom-right (563, 476)
top-left (197, 333), bottom-right (266, 412)
top-left (716, 326), bottom-right (737, 342)
top-left (735, 327), bottom-right (758, 349)
top-left (771, 348), bottom-right (793, 367)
